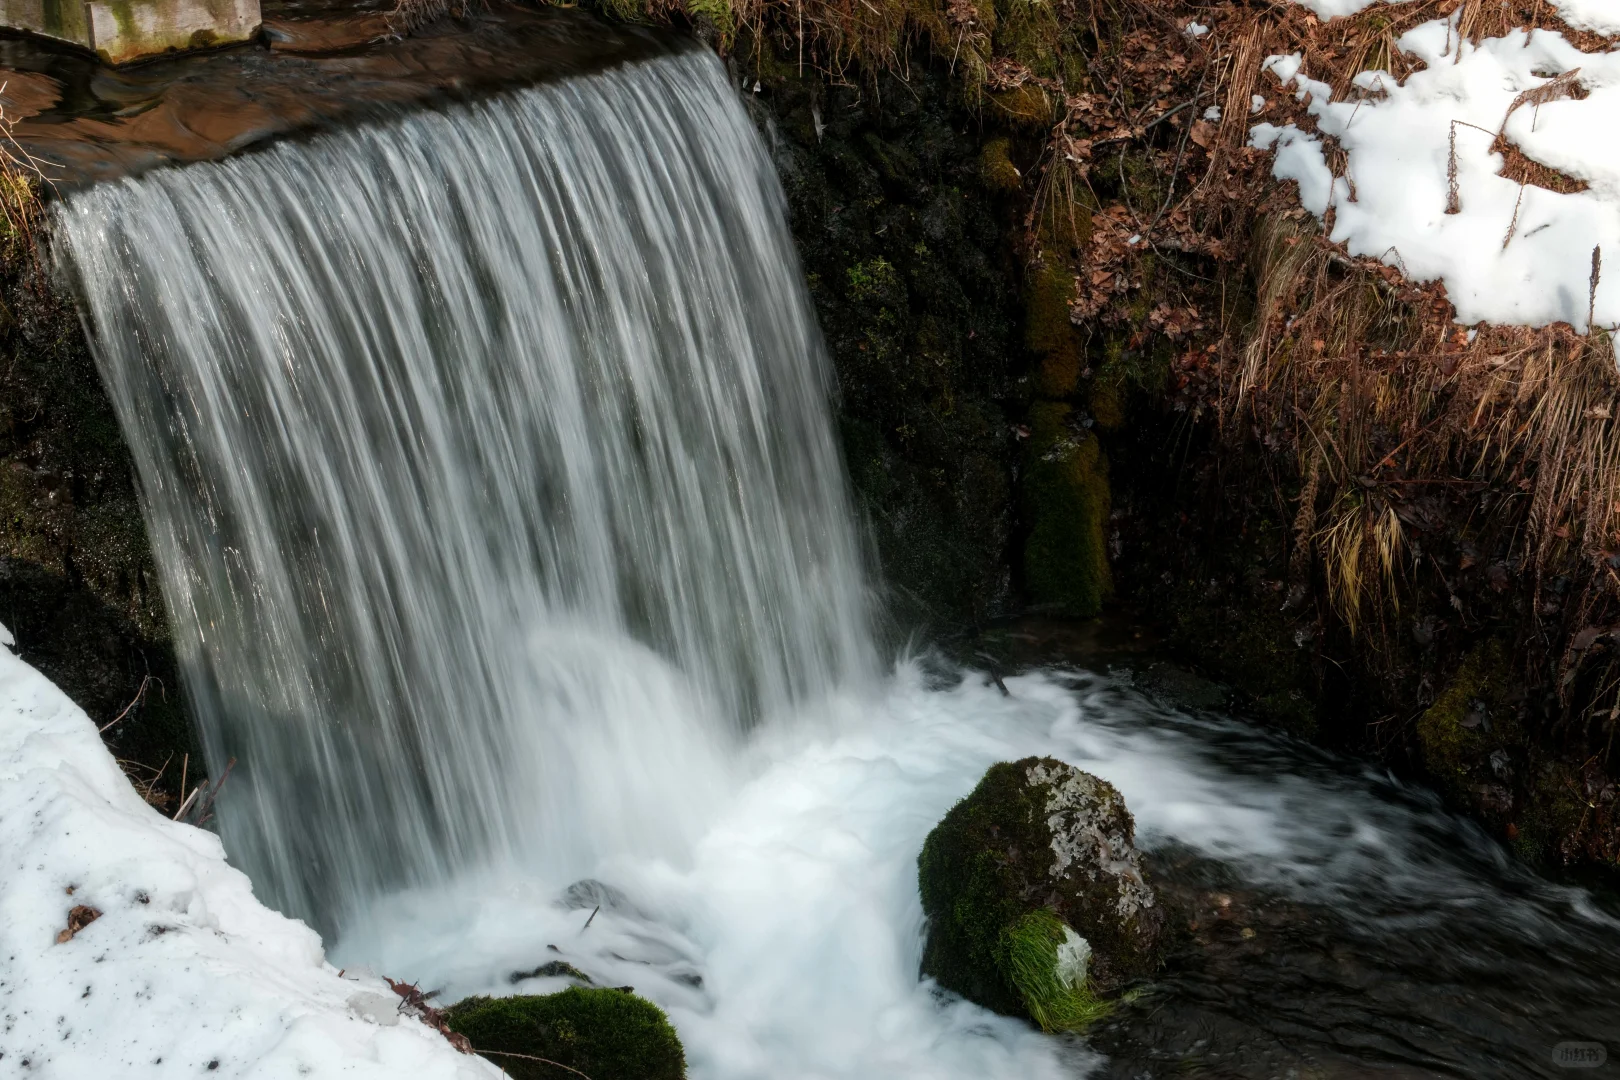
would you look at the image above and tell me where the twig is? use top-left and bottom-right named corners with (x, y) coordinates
top-left (1502, 182), bottom-right (1525, 249)
top-left (1589, 244), bottom-right (1602, 332)
top-left (100, 675), bottom-right (163, 733)
top-left (1147, 68), bottom-right (1208, 234)
top-left (186, 757), bottom-right (236, 827)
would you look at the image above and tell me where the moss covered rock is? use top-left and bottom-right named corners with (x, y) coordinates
top-left (918, 757), bottom-right (1165, 1030)
top-left (444, 987), bottom-right (685, 1080)
top-left (1021, 403), bottom-right (1111, 616)
top-left (1416, 640), bottom-right (1518, 814)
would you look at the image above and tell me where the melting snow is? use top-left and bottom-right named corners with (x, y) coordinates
top-left (1549, 0), bottom-right (1620, 36)
top-left (0, 625), bottom-right (496, 1079)
top-left (1286, 0), bottom-right (1620, 32)
top-left (1253, 18), bottom-right (1620, 330)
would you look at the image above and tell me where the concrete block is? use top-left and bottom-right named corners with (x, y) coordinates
top-left (0, 0), bottom-right (261, 64)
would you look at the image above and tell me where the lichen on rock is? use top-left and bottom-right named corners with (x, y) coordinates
top-left (917, 756), bottom-right (1166, 1031)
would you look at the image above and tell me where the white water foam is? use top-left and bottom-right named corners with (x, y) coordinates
top-left (340, 661), bottom-right (1614, 1080)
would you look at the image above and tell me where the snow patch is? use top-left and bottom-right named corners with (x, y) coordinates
top-left (1255, 20), bottom-right (1620, 330)
top-left (0, 643), bottom-right (497, 1078)
top-left (1551, 0), bottom-right (1620, 35)
top-left (1289, 0), bottom-right (1394, 21)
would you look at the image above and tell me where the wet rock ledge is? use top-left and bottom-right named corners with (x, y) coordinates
top-left (1, 0), bottom-right (677, 186)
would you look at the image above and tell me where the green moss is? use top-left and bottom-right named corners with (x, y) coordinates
top-left (979, 138), bottom-right (1023, 193)
top-left (1021, 403), bottom-right (1111, 616)
top-left (1088, 380), bottom-right (1124, 431)
top-left (918, 767), bottom-right (1031, 1017)
top-left (988, 0), bottom-right (1086, 89)
top-left (1002, 909), bottom-right (1112, 1031)
top-left (686, 0), bottom-right (735, 41)
top-left (988, 84), bottom-right (1057, 128)
top-left (445, 988), bottom-right (686, 1080)
top-left (1025, 261), bottom-right (1081, 398)
top-left (1516, 761), bottom-right (1590, 865)
top-left (846, 257), bottom-right (902, 303)
top-left (1416, 641), bottom-right (1513, 804)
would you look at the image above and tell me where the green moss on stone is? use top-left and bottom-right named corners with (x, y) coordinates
top-left (979, 138), bottom-right (1022, 192)
top-left (1416, 640), bottom-right (1513, 804)
top-left (988, 84), bottom-right (1057, 128)
top-left (445, 988), bottom-right (686, 1080)
top-left (989, 0), bottom-right (1087, 89)
top-left (1025, 260), bottom-right (1081, 398)
top-left (1021, 402), bottom-right (1111, 616)
top-left (1088, 379), bottom-right (1124, 431)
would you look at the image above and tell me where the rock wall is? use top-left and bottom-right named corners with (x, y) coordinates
top-left (0, 188), bottom-right (197, 809)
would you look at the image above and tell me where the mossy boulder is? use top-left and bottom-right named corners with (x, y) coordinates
top-left (444, 987), bottom-right (685, 1080)
top-left (918, 757), bottom-right (1165, 1031)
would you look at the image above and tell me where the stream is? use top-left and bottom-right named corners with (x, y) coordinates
top-left (38, 17), bottom-right (1620, 1080)
top-left (337, 658), bottom-right (1620, 1080)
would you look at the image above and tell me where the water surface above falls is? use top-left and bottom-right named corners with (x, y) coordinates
top-left (44, 26), bottom-right (1620, 1080)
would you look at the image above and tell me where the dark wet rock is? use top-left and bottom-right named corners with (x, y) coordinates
top-left (445, 986), bottom-right (686, 1080)
top-left (918, 756), bottom-right (1166, 1030)
top-left (510, 960), bottom-right (593, 985)
top-left (560, 878), bottom-right (634, 914)
top-left (743, 47), bottom-right (1026, 629)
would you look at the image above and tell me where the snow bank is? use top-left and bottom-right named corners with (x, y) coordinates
top-left (1550, 0), bottom-right (1620, 36)
top-left (1285, 0), bottom-right (1618, 34)
top-left (1253, 19), bottom-right (1620, 330)
top-left (0, 627), bottom-right (498, 1079)
top-left (1289, 0), bottom-right (1390, 19)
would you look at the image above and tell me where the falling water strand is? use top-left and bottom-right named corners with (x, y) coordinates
top-left (58, 50), bottom-right (875, 931)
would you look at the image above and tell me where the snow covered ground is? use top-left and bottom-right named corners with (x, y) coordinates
top-left (1289, 0), bottom-right (1619, 33)
top-left (1254, 7), bottom-right (1620, 330)
top-left (0, 626), bottom-right (497, 1079)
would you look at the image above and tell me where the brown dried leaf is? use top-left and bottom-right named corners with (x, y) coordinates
top-left (56, 904), bottom-right (100, 943)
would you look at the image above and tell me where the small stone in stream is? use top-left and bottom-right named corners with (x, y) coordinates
top-left (561, 878), bottom-right (637, 915)
top-left (918, 757), bottom-right (1167, 1031)
top-left (509, 959), bottom-right (593, 985)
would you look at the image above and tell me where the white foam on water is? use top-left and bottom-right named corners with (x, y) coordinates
top-left (343, 660), bottom-right (1551, 1080)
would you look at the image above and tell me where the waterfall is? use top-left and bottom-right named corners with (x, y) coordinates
top-left (57, 49), bottom-right (875, 931)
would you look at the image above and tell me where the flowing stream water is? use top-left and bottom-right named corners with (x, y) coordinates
top-left (57, 46), bottom-right (1620, 1080)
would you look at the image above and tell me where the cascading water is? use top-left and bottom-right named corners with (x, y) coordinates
top-left (58, 48), bottom-right (874, 930)
top-left (54, 41), bottom-right (1620, 1080)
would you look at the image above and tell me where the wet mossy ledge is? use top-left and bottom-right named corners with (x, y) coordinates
top-left (445, 988), bottom-right (687, 1080)
top-left (918, 757), bottom-right (1167, 1030)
